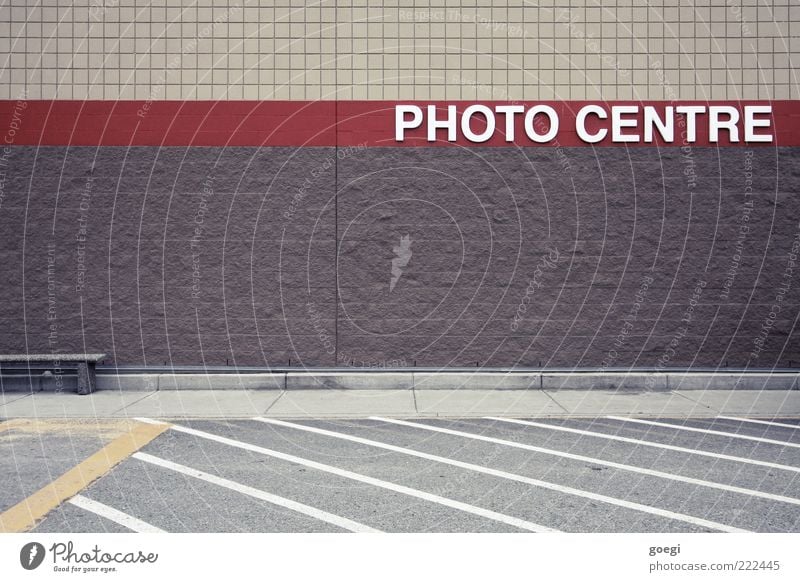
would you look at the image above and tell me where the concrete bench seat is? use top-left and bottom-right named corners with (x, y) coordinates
top-left (0, 354), bottom-right (106, 395)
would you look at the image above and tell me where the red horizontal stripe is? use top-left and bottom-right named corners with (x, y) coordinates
top-left (1, 100), bottom-right (797, 147)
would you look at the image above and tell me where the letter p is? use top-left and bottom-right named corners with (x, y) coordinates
top-left (395, 105), bottom-right (423, 141)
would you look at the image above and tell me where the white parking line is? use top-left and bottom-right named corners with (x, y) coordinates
top-left (607, 417), bottom-right (800, 449)
top-left (146, 420), bottom-right (555, 533)
top-left (255, 417), bottom-right (750, 533)
top-left (133, 453), bottom-right (380, 533)
top-left (370, 417), bottom-right (800, 506)
top-left (717, 417), bottom-right (800, 431)
top-left (486, 417), bottom-right (800, 474)
top-left (68, 495), bottom-right (165, 533)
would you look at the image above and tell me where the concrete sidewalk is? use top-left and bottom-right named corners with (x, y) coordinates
top-left (1, 389), bottom-right (799, 419)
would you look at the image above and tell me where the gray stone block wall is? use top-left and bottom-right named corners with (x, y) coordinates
top-left (1, 145), bottom-right (798, 369)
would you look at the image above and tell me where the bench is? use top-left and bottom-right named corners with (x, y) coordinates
top-left (0, 354), bottom-right (106, 395)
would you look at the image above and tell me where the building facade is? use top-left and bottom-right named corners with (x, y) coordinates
top-left (1, 1), bottom-right (798, 369)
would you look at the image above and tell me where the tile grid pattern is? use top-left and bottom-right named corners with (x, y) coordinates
top-left (0, 0), bottom-right (797, 101)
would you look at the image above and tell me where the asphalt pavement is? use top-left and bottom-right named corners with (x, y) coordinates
top-left (2, 414), bottom-right (798, 533)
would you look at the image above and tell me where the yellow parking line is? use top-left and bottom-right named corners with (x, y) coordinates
top-left (0, 421), bottom-right (169, 533)
top-left (0, 419), bottom-right (27, 433)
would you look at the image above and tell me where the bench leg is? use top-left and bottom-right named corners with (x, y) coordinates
top-left (77, 362), bottom-right (96, 395)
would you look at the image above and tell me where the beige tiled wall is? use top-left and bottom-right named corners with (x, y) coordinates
top-left (1, 0), bottom-right (797, 100)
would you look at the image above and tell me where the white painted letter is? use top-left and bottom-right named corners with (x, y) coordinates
top-left (524, 105), bottom-right (559, 143)
top-left (428, 104), bottom-right (458, 142)
top-left (461, 104), bottom-right (496, 143)
top-left (709, 106), bottom-right (740, 142)
top-left (744, 105), bottom-right (773, 143)
top-left (675, 105), bottom-right (706, 142)
top-left (576, 105), bottom-right (608, 143)
top-left (395, 105), bottom-right (422, 141)
top-left (644, 106), bottom-right (674, 142)
top-left (495, 105), bottom-right (525, 141)
top-left (612, 105), bottom-right (640, 142)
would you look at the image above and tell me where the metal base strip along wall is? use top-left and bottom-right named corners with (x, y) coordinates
top-left (1, 100), bottom-right (798, 369)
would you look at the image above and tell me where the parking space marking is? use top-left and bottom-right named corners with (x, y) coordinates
top-left (0, 419), bottom-right (27, 433)
top-left (607, 416), bottom-right (800, 449)
top-left (68, 495), bottom-right (165, 533)
top-left (0, 421), bottom-right (167, 533)
top-left (256, 418), bottom-right (749, 533)
top-left (372, 417), bottom-right (800, 506)
top-left (147, 419), bottom-right (555, 532)
top-left (717, 417), bottom-right (800, 431)
top-left (488, 418), bottom-right (800, 474)
top-left (133, 453), bottom-right (379, 533)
